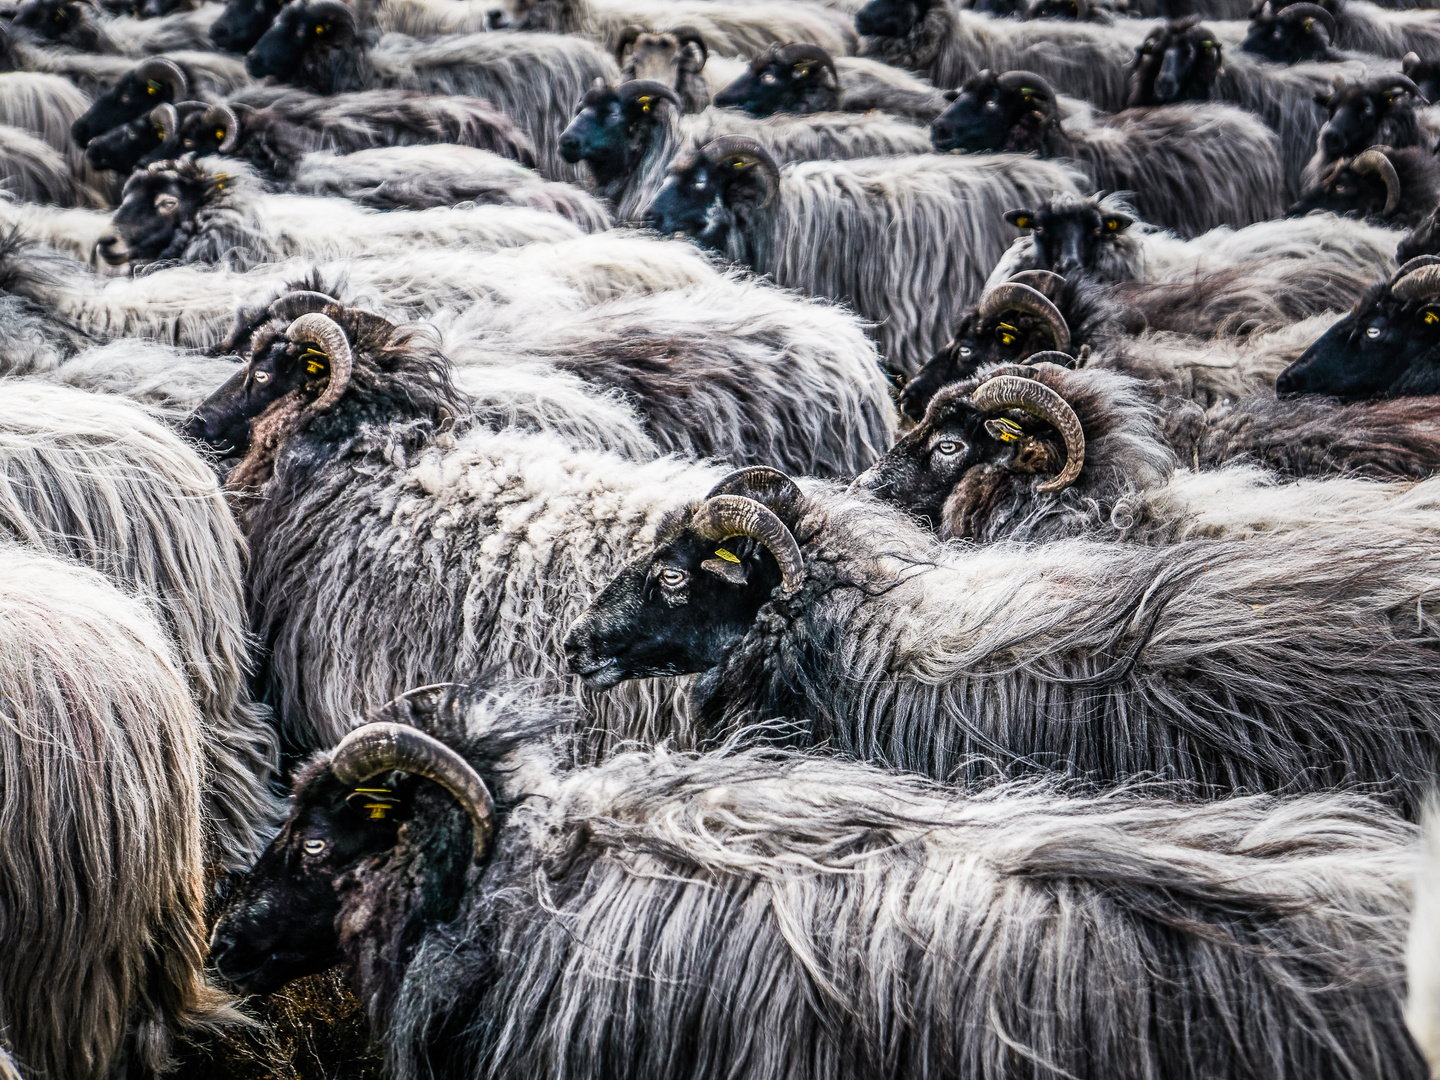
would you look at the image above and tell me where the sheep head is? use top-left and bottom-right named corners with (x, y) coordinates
top-left (1287, 145), bottom-right (1434, 224)
top-left (211, 0), bottom-right (285, 53)
top-left (71, 56), bottom-right (188, 148)
top-left (565, 468), bottom-right (806, 689)
top-left (84, 99), bottom-right (204, 175)
top-left (246, 0), bottom-right (358, 83)
top-left (559, 80), bottom-right (681, 186)
top-left (1242, 2), bottom-right (1337, 64)
top-left (1126, 18), bottom-right (1222, 107)
top-left (854, 364), bottom-right (1087, 536)
top-left (646, 136), bottom-right (779, 253)
top-left (1312, 75), bottom-right (1427, 166)
top-left (712, 42), bottom-right (840, 117)
top-left (1277, 255), bottom-right (1440, 400)
top-left (1004, 197), bottom-right (1135, 278)
top-left (96, 157), bottom-right (226, 266)
top-left (931, 69), bottom-right (1059, 154)
top-left (855, 0), bottom-right (942, 39)
top-left (617, 25), bottom-right (708, 97)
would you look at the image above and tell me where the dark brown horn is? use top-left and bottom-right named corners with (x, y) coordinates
top-left (996, 69), bottom-right (1057, 104)
top-left (614, 23), bottom-right (643, 66)
top-left (286, 311), bottom-right (354, 411)
top-left (331, 722), bottom-right (495, 860)
top-left (1021, 350), bottom-right (1079, 370)
top-left (668, 24), bottom-right (707, 68)
top-left (776, 42), bottom-right (837, 82)
top-left (690, 494), bottom-right (804, 597)
top-left (136, 57), bottom-right (187, 99)
top-left (267, 290), bottom-right (337, 322)
top-left (976, 282), bottom-right (1072, 350)
top-left (1351, 146), bottom-right (1402, 215)
top-left (970, 374), bottom-right (1085, 493)
top-left (202, 103), bottom-right (240, 153)
top-left (705, 466), bottom-right (804, 521)
top-left (148, 102), bottom-right (178, 143)
top-left (1007, 269), bottom-right (1065, 298)
top-left (1372, 73), bottom-right (1426, 104)
top-left (1277, 2), bottom-right (1334, 38)
top-left (1392, 254), bottom-right (1440, 285)
top-left (700, 135), bottom-right (780, 207)
top-left (1391, 263), bottom-right (1440, 301)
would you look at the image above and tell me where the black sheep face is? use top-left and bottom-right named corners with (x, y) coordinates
top-left (930, 71), bottom-right (1044, 153)
top-left (855, 0), bottom-right (935, 39)
top-left (96, 164), bottom-right (216, 265)
top-left (10, 0), bottom-right (97, 48)
top-left (712, 50), bottom-right (839, 117)
top-left (70, 64), bottom-right (182, 149)
top-left (84, 113), bottom-right (166, 173)
top-left (1277, 286), bottom-right (1440, 399)
top-left (646, 152), bottom-right (769, 252)
top-left (1127, 19), bottom-right (1222, 106)
top-left (246, 0), bottom-right (353, 81)
top-left (967, 0), bottom-right (1025, 15)
top-left (1404, 54), bottom-right (1440, 107)
top-left (208, 768), bottom-right (407, 995)
top-left (564, 523), bottom-right (781, 688)
top-left (1315, 83), bottom-right (1423, 162)
top-left (175, 107), bottom-right (230, 156)
top-left (557, 84), bottom-right (668, 185)
top-left (1398, 207), bottom-right (1440, 263)
top-left (1241, 7), bottom-right (1334, 64)
top-left (1025, 0), bottom-right (1085, 20)
top-left (211, 0), bottom-right (283, 53)
top-left (1006, 204), bottom-right (1133, 277)
top-left (185, 333), bottom-right (338, 456)
top-left (1288, 158), bottom-right (1392, 221)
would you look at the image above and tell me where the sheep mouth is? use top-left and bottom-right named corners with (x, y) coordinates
top-left (574, 659), bottom-right (624, 690)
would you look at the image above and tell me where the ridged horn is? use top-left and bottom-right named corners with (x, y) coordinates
top-left (970, 374), bottom-right (1085, 493)
top-left (700, 135), bottom-right (780, 206)
top-left (136, 57), bottom-right (187, 99)
top-left (996, 69), bottom-right (1058, 110)
top-left (976, 282), bottom-right (1071, 350)
top-left (148, 102), bottom-right (178, 143)
top-left (1392, 254), bottom-right (1440, 284)
top-left (704, 466), bottom-right (804, 520)
top-left (1021, 350), bottom-right (1079, 371)
top-left (1351, 147), bottom-right (1402, 215)
top-left (689, 494), bottom-right (804, 597)
top-left (669, 24), bottom-right (707, 68)
top-left (267, 290), bottom-right (337, 321)
top-left (1372, 73), bottom-right (1423, 100)
top-left (1277, 2), bottom-right (1334, 38)
top-left (1391, 262), bottom-right (1440, 301)
top-left (285, 311), bottom-right (353, 411)
top-left (330, 722), bottom-right (495, 860)
top-left (1007, 268), bottom-right (1065, 298)
top-left (614, 23), bottom-right (643, 65)
top-left (619, 79), bottom-right (682, 110)
top-left (202, 103), bottom-right (240, 153)
top-left (776, 42), bottom-right (836, 81)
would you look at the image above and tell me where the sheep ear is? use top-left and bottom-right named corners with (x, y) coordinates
top-left (985, 417), bottom-right (1026, 443)
top-left (345, 787), bottom-right (404, 821)
top-left (701, 551), bottom-right (750, 586)
top-left (1005, 209), bottom-right (1034, 229)
top-left (943, 88), bottom-right (959, 101)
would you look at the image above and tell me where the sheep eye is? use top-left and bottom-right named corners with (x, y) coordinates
top-left (761, 72), bottom-right (777, 84)
top-left (302, 839), bottom-right (326, 856)
top-left (659, 567), bottom-right (687, 587)
top-left (935, 440), bottom-right (961, 456)
top-left (253, 370), bottom-right (271, 384)
top-left (1365, 325), bottom-right (1383, 339)
top-left (154, 193), bottom-right (179, 212)
top-left (958, 346), bottom-right (972, 358)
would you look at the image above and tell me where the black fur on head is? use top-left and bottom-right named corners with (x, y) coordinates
top-left (965, 0), bottom-right (1025, 12)
top-left (645, 135), bottom-right (779, 257)
top-left (9, 0), bottom-right (101, 50)
top-left (930, 69), bottom-right (1064, 154)
top-left (1277, 256), bottom-right (1440, 400)
top-left (855, 0), bottom-right (941, 39)
top-left (70, 56), bottom-right (189, 148)
top-left (616, 26), bottom-right (710, 114)
top-left (1242, 2), bottom-right (1338, 64)
top-left (95, 157), bottom-right (222, 266)
top-left (211, 0), bottom-right (284, 53)
top-left (1023, 0), bottom-right (1095, 21)
top-left (1289, 144), bottom-right (1440, 226)
top-left (246, 0), bottom-right (368, 93)
top-left (565, 468), bottom-right (807, 689)
top-left (83, 99), bottom-right (205, 175)
top-left (1004, 197), bottom-right (1136, 278)
top-left (1403, 52), bottom-right (1440, 109)
top-left (1312, 75), bottom-right (1428, 166)
top-left (712, 43), bottom-right (840, 117)
top-left (558, 80), bottom-right (681, 186)
top-left (1126, 18), bottom-right (1223, 107)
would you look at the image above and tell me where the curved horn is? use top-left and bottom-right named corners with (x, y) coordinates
top-left (704, 466), bottom-right (804, 517)
top-left (620, 78), bottom-right (682, 109)
top-left (969, 374), bottom-right (1085, 493)
top-left (202, 103), bottom-right (240, 153)
top-left (1351, 146), bottom-right (1402, 216)
top-left (976, 282), bottom-right (1072, 350)
top-left (1021, 349), bottom-right (1080, 371)
top-left (1392, 253), bottom-right (1440, 284)
top-left (267, 290), bottom-right (337, 321)
top-left (1391, 263), bottom-right (1440, 301)
top-left (285, 311), bottom-right (354, 411)
top-left (331, 722), bottom-right (495, 860)
top-left (701, 135), bottom-right (780, 207)
top-left (776, 42), bottom-right (837, 81)
top-left (1007, 268), bottom-right (1065, 298)
top-left (668, 24), bottom-right (708, 68)
top-left (1372, 72), bottom-right (1426, 103)
top-left (148, 102), bottom-right (178, 143)
top-left (136, 57), bottom-right (187, 99)
top-left (689, 494), bottom-right (804, 597)
top-left (614, 23), bottom-right (643, 65)
top-left (996, 69), bottom-right (1057, 104)
top-left (1277, 2), bottom-right (1335, 37)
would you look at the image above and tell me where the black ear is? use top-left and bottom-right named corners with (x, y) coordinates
top-left (943, 88), bottom-right (959, 101)
top-left (700, 546), bottom-right (751, 586)
top-left (1005, 209), bottom-right (1035, 229)
top-left (984, 417), bottom-right (1026, 443)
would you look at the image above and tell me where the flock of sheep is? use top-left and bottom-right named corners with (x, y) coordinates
top-left (6, 0), bottom-right (1440, 1073)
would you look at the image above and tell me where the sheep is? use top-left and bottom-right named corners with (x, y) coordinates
top-left (0, 382), bottom-right (282, 870)
top-left (859, 360), bottom-right (1440, 545)
top-left (1305, 73), bottom-right (1432, 186)
top-left (1241, 1), bottom-right (1346, 63)
top-left (210, 684), bottom-right (1435, 1080)
top-left (711, 41), bottom-right (949, 121)
top-left (988, 191), bottom-right (1400, 294)
top-left (856, 0), bottom-right (1154, 104)
top-left (67, 53), bottom-right (255, 147)
top-left (285, 146), bottom-right (611, 229)
top-left (615, 23), bottom-right (711, 112)
top-left (930, 68), bottom-right (1284, 236)
top-left (559, 80), bottom-right (935, 223)
top-left (81, 98), bottom-right (207, 176)
top-left (244, 0), bottom-right (617, 179)
top-left (1254, 0), bottom-right (1440, 64)
top-left (0, 545), bottom-right (237, 1080)
top-left (1124, 17), bottom-right (1393, 189)
top-left (7, 0), bottom-right (223, 56)
top-left (0, 122), bottom-right (103, 207)
top-left (180, 296), bottom-right (893, 749)
top-left (645, 135), bottom-right (1084, 373)
top-left (1289, 144), bottom-right (1440, 227)
top-left (1278, 254), bottom-right (1440, 398)
top-left (89, 156), bottom-right (584, 271)
top-left (567, 464), bottom-right (1440, 811)
top-left (1405, 48), bottom-right (1440, 102)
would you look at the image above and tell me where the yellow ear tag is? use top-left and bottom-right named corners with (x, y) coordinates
top-left (990, 417), bottom-right (1024, 442)
top-left (215, 128), bottom-right (226, 139)
top-left (1304, 18), bottom-right (1313, 30)
top-left (1424, 309), bottom-right (1439, 326)
top-left (146, 81), bottom-right (159, 94)
top-left (351, 787), bottom-right (398, 820)
top-left (1014, 215), bottom-right (1030, 228)
top-left (714, 547), bottom-right (741, 563)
